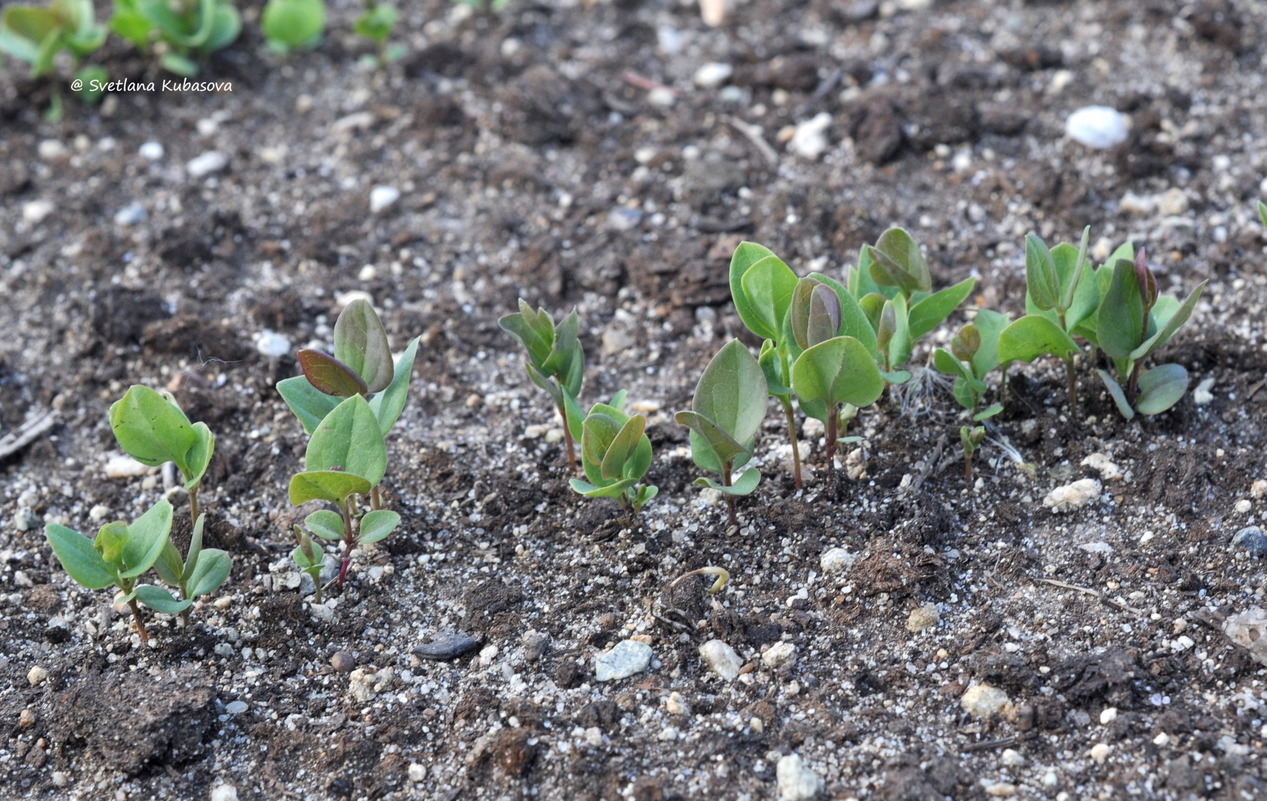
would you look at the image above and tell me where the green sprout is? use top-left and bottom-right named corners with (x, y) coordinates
top-left (109, 0), bottom-right (241, 76)
top-left (288, 394), bottom-right (400, 590)
top-left (353, 0), bottom-right (403, 67)
top-left (499, 299), bottom-right (585, 474)
top-left (569, 391), bottom-right (658, 519)
top-left (790, 333), bottom-right (884, 490)
top-left (933, 312), bottom-right (1007, 480)
top-left (44, 499), bottom-right (175, 643)
top-left (1258, 200), bottom-right (1266, 229)
top-left (675, 340), bottom-right (767, 528)
top-left (959, 424), bottom-right (987, 482)
top-left (0, 0), bottom-right (108, 119)
top-left (261, 0), bottom-right (324, 54)
top-left (110, 385), bottom-right (215, 522)
top-left (291, 527), bottom-right (326, 603)
top-left (143, 512), bottom-right (231, 624)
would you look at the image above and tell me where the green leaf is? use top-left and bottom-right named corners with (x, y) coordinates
top-left (298, 349), bottom-right (367, 398)
top-left (1098, 259), bottom-right (1146, 360)
top-left (368, 335), bottom-right (420, 435)
top-left (334, 299), bottom-right (394, 394)
top-left (695, 467), bottom-right (761, 497)
top-left (569, 476), bottom-right (637, 500)
top-left (45, 524), bottom-right (116, 589)
top-left (183, 422), bottom-right (214, 490)
top-left (1024, 234), bottom-right (1060, 311)
top-left (304, 509), bottom-right (345, 541)
top-left (289, 471), bottom-right (372, 506)
top-left (134, 584), bottom-right (192, 614)
top-left (691, 339), bottom-right (767, 448)
top-left (1096, 369), bottom-right (1135, 420)
top-left (354, 3), bottom-right (396, 42)
top-left (599, 414), bottom-right (647, 482)
top-left (790, 279), bottom-right (841, 350)
top-left (159, 52), bottom-right (198, 77)
top-left (908, 276), bottom-right (976, 341)
top-left (119, 499), bottom-right (174, 579)
top-left (1135, 363), bottom-right (1190, 416)
top-left (261, 0), bottom-right (324, 49)
top-left (358, 509), bottom-right (400, 544)
top-left (73, 65), bottom-right (108, 103)
top-left (933, 347), bottom-right (973, 384)
top-left (305, 395), bottom-right (387, 486)
top-left (736, 254), bottom-right (798, 341)
top-left (1130, 281), bottom-right (1207, 362)
top-left (108, 11), bottom-right (152, 48)
top-left (187, 548), bottom-right (230, 597)
top-left (154, 540), bottom-right (183, 586)
top-left (181, 513), bottom-right (205, 583)
top-left (791, 336), bottom-right (885, 415)
top-left (291, 539), bottom-right (323, 571)
top-left (676, 410), bottom-right (749, 468)
top-left (204, 3), bottom-right (240, 52)
top-left (866, 228), bottom-right (931, 295)
top-left (758, 339), bottom-right (791, 396)
top-left (729, 242), bottom-right (777, 314)
top-left (998, 315), bottom-right (1080, 364)
top-left (110, 385), bottom-right (199, 475)
top-left (499, 299), bottom-right (553, 367)
top-left (973, 403), bottom-right (1004, 421)
top-left (1057, 227), bottom-right (1092, 312)
top-left (1259, 201), bottom-right (1267, 229)
top-left (277, 375), bottom-right (342, 435)
top-left (968, 309), bottom-right (1008, 378)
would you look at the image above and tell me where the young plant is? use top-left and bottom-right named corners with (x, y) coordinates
top-left (1259, 200), bottom-right (1267, 230)
top-left (959, 424), bottom-right (986, 482)
top-left (353, 0), bottom-right (403, 67)
top-left (44, 499), bottom-right (174, 643)
top-left (110, 0), bottom-right (241, 76)
top-left (1091, 249), bottom-right (1206, 419)
top-left (997, 228), bottom-right (1097, 412)
top-left (499, 299), bottom-right (585, 474)
top-left (277, 298), bottom-right (421, 504)
top-left (110, 385), bottom-right (215, 521)
top-left (569, 392), bottom-right (658, 519)
top-left (675, 340), bottom-right (767, 527)
top-left (0, 0), bottom-right (107, 119)
top-left (933, 312), bottom-right (1007, 480)
top-left (261, 0), bottom-right (324, 54)
top-left (141, 513), bottom-right (231, 623)
top-left (288, 394), bottom-right (400, 590)
top-left (291, 527), bottom-right (326, 603)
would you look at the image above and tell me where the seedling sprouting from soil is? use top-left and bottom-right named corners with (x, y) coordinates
top-left (933, 312), bottom-right (1006, 480)
top-left (44, 499), bottom-right (175, 642)
top-left (288, 394), bottom-right (400, 590)
top-left (353, 0), bottom-right (403, 66)
top-left (110, 385), bottom-right (215, 521)
top-left (143, 512), bottom-right (231, 623)
top-left (675, 340), bottom-right (766, 527)
top-left (0, 0), bottom-right (107, 118)
top-left (110, 0), bottom-right (241, 76)
top-left (291, 527), bottom-right (326, 603)
top-left (499, 299), bottom-right (585, 474)
top-left (790, 334), bottom-right (884, 490)
top-left (261, 0), bottom-right (324, 53)
top-left (569, 391), bottom-right (658, 519)
top-left (668, 566), bottom-right (730, 595)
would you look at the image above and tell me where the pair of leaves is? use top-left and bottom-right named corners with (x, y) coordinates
top-left (299, 299), bottom-right (396, 398)
top-left (865, 228), bottom-right (931, 296)
top-left (144, 513), bottom-right (231, 613)
top-left (1025, 228), bottom-right (1093, 320)
top-left (0, 0), bottom-right (105, 74)
top-left (289, 395), bottom-right (387, 506)
top-left (302, 507), bottom-right (400, 545)
top-left (1098, 258), bottom-right (1206, 364)
top-left (354, 3), bottom-right (397, 44)
top-left (932, 310), bottom-right (1008, 412)
top-left (279, 334), bottom-right (421, 437)
top-left (110, 386), bottom-right (214, 492)
top-left (499, 299), bottom-right (585, 407)
top-left (45, 499), bottom-right (173, 592)
top-left (1098, 364), bottom-right (1190, 420)
top-left (675, 340), bottom-right (766, 496)
top-left (261, 0), bottom-right (324, 52)
top-left (570, 396), bottom-right (657, 507)
top-left (790, 336), bottom-right (884, 427)
top-left (729, 243), bottom-right (799, 343)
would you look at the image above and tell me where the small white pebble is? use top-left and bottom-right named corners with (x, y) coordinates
top-left (1100, 707), bottom-right (1118, 724)
top-left (1192, 376), bottom-right (1215, 406)
top-left (1000, 748), bottom-right (1025, 767)
top-left (38, 140), bottom-right (68, 160)
top-left (254, 330), bottom-right (292, 359)
top-left (210, 785), bottom-right (238, 801)
top-left (139, 142), bottom-right (164, 160)
top-left (407, 763), bottom-right (427, 782)
top-left (1154, 732), bottom-right (1170, 746)
top-left (224, 700), bottom-right (248, 714)
top-left (1089, 742), bottom-right (1111, 763)
top-left (22, 200), bottom-right (55, 225)
top-left (1065, 106), bottom-right (1130, 149)
top-left (370, 186), bottom-right (400, 214)
top-left (986, 784), bottom-right (1017, 798)
top-left (28, 666), bottom-right (49, 686)
top-left (186, 151), bottom-right (228, 178)
top-left (1235, 499), bottom-right (1252, 514)
top-left (105, 454), bottom-right (151, 479)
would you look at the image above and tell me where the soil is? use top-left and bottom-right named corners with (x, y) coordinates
top-left (3, 0), bottom-right (1267, 799)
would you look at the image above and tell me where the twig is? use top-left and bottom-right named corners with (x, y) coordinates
top-left (0, 408), bottom-right (56, 460)
top-left (960, 735), bottom-right (1019, 753)
top-left (903, 434), bottom-right (946, 494)
top-left (622, 71), bottom-right (678, 95)
top-left (1034, 577), bottom-right (1144, 616)
top-left (724, 116), bottom-right (779, 167)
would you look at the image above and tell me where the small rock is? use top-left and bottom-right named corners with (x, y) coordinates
top-left (1251, 480), bottom-right (1267, 499)
top-left (186, 151), bottom-right (228, 178)
top-left (776, 754), bottom-right (824, 801)
top-left (1079, 540), bottom-right (1114, 554)
top-left (906, 603), bottom-right (939, 633)
top-left (601, 328), bottom-right (636, 356)
top-left (1192, 376), bottom-right (1215, 406)
top-left (1065, 106), bottom-right (1130, 149)
top-left (1158, 188), bottom-right (1189, 216)
top-left (224, 700), bottom-right (248, 714)
top-left (105, 454), bottom-right (151, 479)
top-left (348, 669), bottom-right (378, 703)
top-left (12, 508), bottom-right (40, 532)
top-left (27, 666), bottom-right (49, 686)
top-left (51, 771), bottom-right (69, 787)
top-left (407, 763), bottom-right (427, 782)
top-left (700, 639), bottom-right (743, 681)
top-left (985, 784), bottom-right (1017, 797)
top-left (1235, 499), bottom-right (1253, 514)
top-left (478, 644), bottom-right (498, 667)
top-left (1000, 748), bottom-right (1025, 767)
top-left (1231, 527), bottom-right (1267, 557)
top-left (647, 87), bottom-right (677, 108)
top-left (1043, 478), bottom-right (1101, 513)
top-left (763, 641), bottom-right (797, 670)
top-left (138, 141), bottom-right (164, 160)
top-left (1089, 742), bottom-right (1112, 763)
top-left (370, 186), bottom-right (400, 214)
top-left (606, 207), bottom-right (643, 232)
top-left (22, 200), bottom-right (55, 225)
top-left (820, 548), bottom-right (857, 574)
top-left (788, 112), bottom-right (832, 160)
top-left (38, 140), bottom-right (68, 160)
top-left (523, 630), bottom-right (549, 662)
top-left (331, 651), bottom-right (356, 673)
top-left (19, 708), bottom-right (36, 727)
top-left (210, 784), bottom-right (238, 801)
top-left (253, 330), bottom-right (292, 359)
top-left (1081, 453), bottom-right (1122, 481)
top-left (664, 691), bottom-right (690, 716)
top-left (961, 684), bottom-right (1011, 718)
top-left (595, 640), bottom-right (653, 682)
top-left (693, 62), bottom-right (733, 89)
top-left (1100, 707), bottom-right (1118, 724)
top-left (113, 203), bottom-right (147, 226)
top-left (331, 111), bottom-right (375, 136)
top-left (1225, 607), bottom-right (1267, 666)
top-left (413, 632), bottom-right (480, 661)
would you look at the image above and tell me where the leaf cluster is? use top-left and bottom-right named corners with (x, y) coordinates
top-left (569, 392), bottom-right (658, 517)
top-left (261, 0), bottom-right (324, 53)
top-left (110, 0), bottom-right (240, 76)
top-left (0, 0), bottom-right (107, 116)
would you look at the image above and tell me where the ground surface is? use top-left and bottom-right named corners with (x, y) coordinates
top-left (3, 0), bottom-right (1267, 799)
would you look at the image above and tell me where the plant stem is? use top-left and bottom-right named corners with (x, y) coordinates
top-left (778, 396), bottom-right (803, 490)
top-left (964, 447), bottom-right (973, 482)
top-left (825, 407), bottom-right (839, 493)
top-left (371, 485), bottom-right (382, 511)
top-left (127, 598), bottom-right (150, 643)
top-left (336, 500), bottom-right (357, 590)
top-left (188, 486), bottom-right (200, 524)
top-left (556, 402), bottom-right (577, 475)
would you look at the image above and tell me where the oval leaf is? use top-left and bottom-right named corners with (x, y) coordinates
top-left (187, 549), bottom-right (232, 598)
top-left (367, 335), bottom-right (420, 435)
top-left (134, 584), bottom-right (193, 614)
top-left (791, 336), bottom-right (885, 411)
top-left (119, 499), bottom-right (174, 579)
top-left (737, 255), bottom-right (798, 341)
top-left (289, 471), bottom-right (372, 506)
top-left (277, 375), bottom-right (342, 436)
top-left (998, 315), bottom-right (1080, 364)
top-left (334, 299), bottom-right (394, 394)
top-left (305, 509), bottom-right (345, 541)
top-left (358, 509), bottom-right (400, 544)
top-left (109, 385), bottom-right (198, 473)
top-left (692, 339), bottom-right (768, 447)
top-left (306, 395), bottom-right (387, 486)
top-left (45, 524), bottom-right (116, 589)
top-left (299, 349), bottom-right (368, 398)
top-left (1135, 364), bottom-right (1190, 416)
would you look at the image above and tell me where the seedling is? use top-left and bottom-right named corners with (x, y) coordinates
top-left (289, 394), bottom-right (400, 589)
top-left (0, 0), bottom-right (108, 119)
top-left (110, 0), bottom-right (241, 76)
top-left (668, 566), bottom-right (730, 595)
top-left (261, 0), bottom-right (324, 53)
top-left (1091, 249), bottom-right (1206, 419)
top-left (569, 392), bottom-right (658, 519)
top-left (44, 499), bottom-right (175, 643)
top-left (139, 512), bottom-right (231, 623)
top-left (291, 527), bottom-right (326, 603)
top-left (790, 334), bottom-right (883, 489)
top-left (675, 340), bottom-right (767, 527)
top-left (353, 0), bottom-right (403, 67)
top-left (997, 229), bottom-right (1096, 412)
top-left (933, 313), bottom-right (1006, 479)
top-left (110, 385), bottom-right (215, 521)
top-left (499, 299), bottom-right (585, 474)
top-left (959, 425), bottom-right (986, 482)
top-left (1259, 200), bottom-right (1267, 230)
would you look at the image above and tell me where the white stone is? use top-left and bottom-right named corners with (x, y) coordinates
top-left (1089, 742), bottom-right (1111, 763)
top-left (348, 669), bottom-right (378, 703)
top-left (820, 548), bottom-right (857, 574)
top-left (38, 140), bottom-right (68, 160)
top-left (22, 200), bottom-right (55, 225)
top-left (700, 639), bottom-right (743, 681)
top-left (1224, 607), bottom-right (1267, 667)
top-left (224, 700), bottom-right (248, 714)
top-left (763, 641), bottom-right (797, 670)
top-left (788, 112), bottom-right (832, 160)
top-left (777, 754), bottom-right (824, 801)
top-left (1065, 106), bottom-right (1130, 149)
top-left (407, 763), bottom-right (427, 782)
top-left (1000, 748), bottom-right (1025, 767)
top-left (1251, 480), bottom-right (1267, 499)
top-left (210, 785), bottom-right (238, 801)
top-left (1043, 478), bottom-right (1101, 513)
top-left (335, 290), bottom-right (374, 308)
top-left (186, 151), bottom-right (229, 178)
top-left (254, 330), bottom-right (292, 359)
top-left (647, 87), bottom-right (677, 108)
top-left (961, 684), bottom-right (1010, 718)
top-left (1100, 707), bottom-right (1118, 724)
top-left (1158, 188), bottom-right (1189, 216)
top-left (27, 666), bottom-right (49, 686)
top-left (1235, 499), bottom-right (1252, 514)
top-left (906, 603), bottom-right (939, 633)
top-left (985, 784), bottom-right (1017, 798)
top-left (139, 141), bottom-right (165, 160)
top-left (370, 186), bottom-right (401, 214)
top-left (595, 640), bottom-right (653, 681)
top-left (105, 455), bottom-right (151, 479)
top-left (693, 62), bottom-right (733, 89)
top-left (1192, 376), bottom-right (1215, 406)
top-left (1080, 453), bottom-right (1122, 481)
